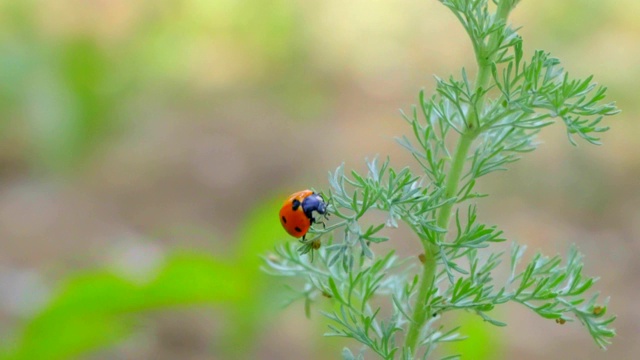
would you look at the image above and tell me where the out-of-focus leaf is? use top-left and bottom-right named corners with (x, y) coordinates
top-left (145, 253), bottom-right (249, 305)
top-left (0, 253), bottom-right (249, 360)
top-left (217, 193), bottom-right (291, 356)
top-left (442, 312), bottom-right (505, 360)
top-left (234, 193), bottom-right (289, 267)
top-left (6, 315), bottom-right (129, 360)
top-left (0, 191), bottom-right (293, 360)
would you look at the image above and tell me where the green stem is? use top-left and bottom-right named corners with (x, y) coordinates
top-left (435, 133), bottom-right (476, 229)
top-left (403, 1), bottom-right (515, 356)
top-left (403, 241), bottom-right (436, 352)
top-left (403, 133), bottom-right (475, 355)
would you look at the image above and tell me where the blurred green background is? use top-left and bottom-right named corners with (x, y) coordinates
top-left (0, 0), bottom-right (638, 359)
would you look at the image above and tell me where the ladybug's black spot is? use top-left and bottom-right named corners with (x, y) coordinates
top-left (291, 199), bottom-right (301, 211)
top-left (294, 227), bottom-right (302, 233)
top-left (281, 216), bottom-right (287, 224)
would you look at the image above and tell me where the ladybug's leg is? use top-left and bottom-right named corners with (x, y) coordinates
top-left (321, 213), bottom-right (330, 227)
top-left (311, 214), bottom-right (327, 229)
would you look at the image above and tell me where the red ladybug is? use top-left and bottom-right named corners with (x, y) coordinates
top-left (279, 190), bottom-right (328, 240)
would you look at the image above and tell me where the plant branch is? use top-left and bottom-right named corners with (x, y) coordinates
top-left (403, 1), bottom-right (515, 356)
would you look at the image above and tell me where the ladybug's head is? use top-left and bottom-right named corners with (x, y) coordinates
top-left (301, 192), bottom-right (327, 218)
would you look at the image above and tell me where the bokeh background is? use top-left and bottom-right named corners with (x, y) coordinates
top-left (0, 0), bottom-right (638, 359)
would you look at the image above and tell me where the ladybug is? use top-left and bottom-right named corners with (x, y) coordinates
top-left (279, 190), bottom-right (328, 240)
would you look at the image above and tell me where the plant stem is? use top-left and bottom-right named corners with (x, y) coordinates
top-left (403, 1), bottom-right (515, 356)
top-left (403, 253), bottom-right (434, 354)
top-left (403, 132), bottom-right (475, 355)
